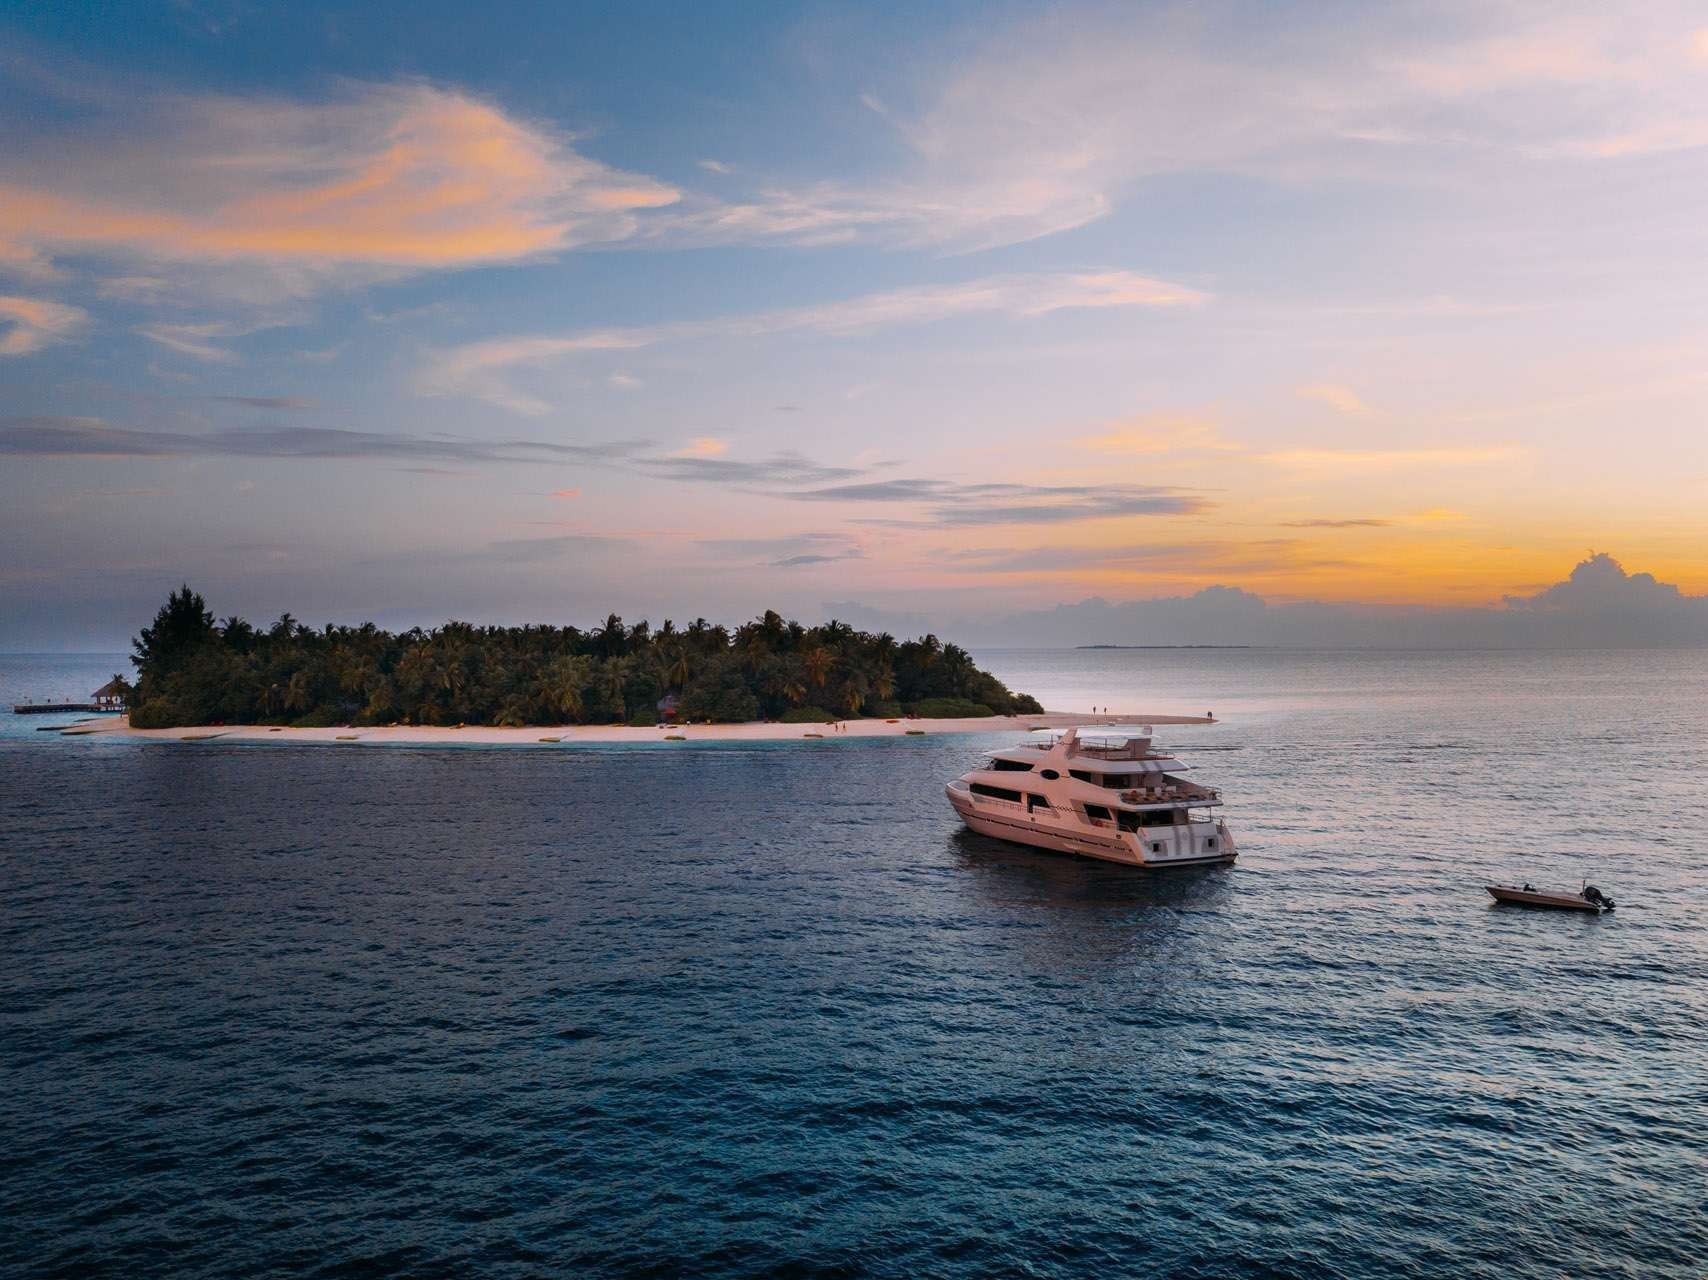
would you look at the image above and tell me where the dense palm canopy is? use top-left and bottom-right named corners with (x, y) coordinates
top-left (127, 589), bottom-right (1043, 729)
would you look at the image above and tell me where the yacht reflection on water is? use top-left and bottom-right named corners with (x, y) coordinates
top-left (946, 827), bottom-right (1239, 973)
top-left (948, 827), bottom-right (1234, 905)
top-left (946, 726), bottom-right (1236, 868)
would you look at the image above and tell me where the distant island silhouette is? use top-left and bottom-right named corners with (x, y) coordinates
top-left (1076, 644), bottom-right (1252, 650)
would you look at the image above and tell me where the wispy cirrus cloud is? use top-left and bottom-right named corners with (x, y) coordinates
top-left (419, 269), bottom-right (1206, 413)
top-left (0, 415), bottom-right (858, 491)
top-left (1281, 518), bottom-right (1394, 529)
top-left (138, 321), bottom-right (246, 362)
top-left (793, 478), bottom-right (1209, 527)
top-left (0, 295), bottom-right (87, 356)
top-left (0, 416), bottom-right (648, 464)
top-left (773, 553), bottom-right (855, 567)
top-left (669, 2), bottom-right (1708, 253)
top-left (642, 451), bottom-right (861, 487)
top-left (212, 395), bottom-right (320, 411)
top-left (0, 80), bottom-right (681, 299)
top-left (3, 415), bottom-right (1209, 530)
top-left (696, 532), bottom-right (865, 568)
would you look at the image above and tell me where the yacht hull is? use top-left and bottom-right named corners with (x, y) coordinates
top-left (949, 787), bottom-right (1236, 869)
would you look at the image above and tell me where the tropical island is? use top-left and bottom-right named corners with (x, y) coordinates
top-left (122, 586), bottom-right (1045, 730)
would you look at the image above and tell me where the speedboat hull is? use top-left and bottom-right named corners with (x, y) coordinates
top-left (1486, 884), bottom-right (1607, 912)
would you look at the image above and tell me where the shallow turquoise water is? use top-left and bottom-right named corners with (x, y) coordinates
top-left (3, 649), bottom-right (1705, 1276)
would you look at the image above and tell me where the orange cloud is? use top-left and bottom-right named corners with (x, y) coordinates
top-left (676, 437), bottom-right (729, 458)
top-left (1295, 383), bottom-right (1371, 416)
top-left (0, 84), bottom-right (680, 285)
top-left (1079, 415), bottom-right (1239, 455)
top-left (0, 295), bottom-right (87, 356)
top-left (1262, 445), bottom-right (1524, 471)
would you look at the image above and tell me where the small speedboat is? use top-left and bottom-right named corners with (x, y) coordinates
top-left (1486, 883), bottom-right (1615, 912)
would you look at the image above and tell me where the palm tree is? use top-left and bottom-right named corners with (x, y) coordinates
top-left (542, 656), bottom-right (586, 721)
top-left (437, 650), bottom-right (468, 699)
top-left (595, 660), bottom-right (628, 720)
top-left (872, 665), bottom-right (896, 702)
top-left (667, 646), bottom-right (691, 690)
top-left (740, 631), bottom-right (769, 674)
top-left (494, 693), bottom-right (533, 727)
top-left (596, 613), bottom-right (627, 658)
top-left (396, 641), bottom-right (434, 698)
top-left (361, 676), bottom-right (396, 724)
top-left (283, 669), bottom-right (315, 715)
top-left (840, 675), bottom-right (868, 717)
top-left (803, 647), bottom-right (831, 689)
top-left (782, 678), bottom-right (806, 706)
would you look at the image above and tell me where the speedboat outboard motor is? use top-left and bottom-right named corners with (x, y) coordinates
top-left (1582, 885), bottom-right (1615, 911)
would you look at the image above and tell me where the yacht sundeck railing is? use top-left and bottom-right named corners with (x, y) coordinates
top-left (1070, 743), bottom-right (1166, 761)
top-left (1117, 786), bottom-right (1220, 803)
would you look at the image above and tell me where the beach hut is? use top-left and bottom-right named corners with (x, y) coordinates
top-left (656, 694), bottom-right (681, 720)
top-left (92, 676), bottom-right (130, 711)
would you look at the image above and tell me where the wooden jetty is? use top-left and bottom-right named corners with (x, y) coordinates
top-left (12, 677), bottom-right (128, 717)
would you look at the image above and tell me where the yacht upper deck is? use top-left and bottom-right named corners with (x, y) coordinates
top-left (1027, 726), bottom-right (1176, 761)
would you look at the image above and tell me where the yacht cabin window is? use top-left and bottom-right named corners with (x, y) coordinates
top-left (1070, 768), bottom-right (1156, 789)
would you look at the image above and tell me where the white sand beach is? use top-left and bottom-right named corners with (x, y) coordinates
top-left (68, 712), bottom-right (1213, 746)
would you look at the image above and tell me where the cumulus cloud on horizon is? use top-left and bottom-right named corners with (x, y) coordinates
top-left (919, 553), bottom-right (1708, 648)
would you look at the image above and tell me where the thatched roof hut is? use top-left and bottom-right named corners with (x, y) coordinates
top-left (92, 676), bottom-right (130, 708)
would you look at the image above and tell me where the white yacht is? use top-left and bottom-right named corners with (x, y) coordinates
top-left (945, 726), bottom-right (1235, 867)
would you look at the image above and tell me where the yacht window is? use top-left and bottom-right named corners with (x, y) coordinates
top-left (1117, 811), bottom-right (1141, 832)
top-left (970, 783), bottom-right (1022, 802)
top-left (989, 758), bottom-right (1034, 772)
top-left (1027, 794), bottom-right (1051, 812)
top-left (1040, 768), bottom-right (1060, 780)
top-left (1140, 809), bottom-right (1178, 827)
top-left (1083, 803), bottom-right (1112, 821)
top-left (1069, 769), bottom-right (1097, 783)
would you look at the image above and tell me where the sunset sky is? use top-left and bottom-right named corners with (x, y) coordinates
top-left (4, 1), bottom-right (1708, 647)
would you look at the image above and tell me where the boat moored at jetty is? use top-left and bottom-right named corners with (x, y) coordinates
top-left (945, 726), bottom-right (1234, 867)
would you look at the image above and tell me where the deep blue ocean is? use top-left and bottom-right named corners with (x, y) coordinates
top-left (3, 648), bottom-right (1706, 1278)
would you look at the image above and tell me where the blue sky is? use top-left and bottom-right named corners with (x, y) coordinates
top-left (4, 0), bottom-right (1708, 647)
